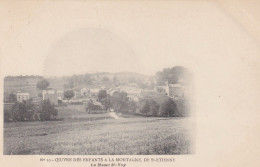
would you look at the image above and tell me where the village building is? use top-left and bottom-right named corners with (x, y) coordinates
top-left (140, 90), bottom-right (157, 100)
top-left (43, 89), bottom-right (58, 105)
top-left (107, 89), bottom-right (115, 96)
top-left (107, 87), bottom-right (120, 96)
top-left (17, 92), bottom-right (30, 102)
top-left (31, 96), bottom-right (43, 105)
top-left (57, 90), bottom-right (64, 100)
top-left (73, 90), bottom-right (81, 98)
top-left (128, 94), bottom-right (140, 102)
top-left (166, 83), bottom-right (184, 99)
top-left (119, 86), bottom-right (142, 101)
top-left (120, 86), bottom-right (142, 94)
top-left (155, 81), bottom-right (191, 99)
top-left (165, 81), bottom-right (191, 99)
top-left (80, 87), bottom-right (88, 96)
top-left (89, 88), bottom-right (100, 96)
top-left (155, 85), bottom-right (167, 94)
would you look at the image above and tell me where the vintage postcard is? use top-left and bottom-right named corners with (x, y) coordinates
top-left (0, 0), bottom-right (259, 167)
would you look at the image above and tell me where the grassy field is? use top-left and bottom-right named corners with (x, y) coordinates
top-left (4, 105), bottom-right (195, 155)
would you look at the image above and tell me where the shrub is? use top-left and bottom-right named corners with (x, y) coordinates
top-left (160, 99), bottom-right (177, 117)
top-left (140, 100), bottom-right (160, 116)
top-left (12, 101), bottom-right (35, 121)
top-left (141, 101), bottom-right (150, 116)
top-left (64, 90), bottom-right (74, 102)
top-left (86, 100), bottom-right (102, 113)
top-left (175, 99), bottom-right (190, 117)
top-left (4, 112), bottom-right (10, 122)
top-left (40, 99), bottom-right (58, 120)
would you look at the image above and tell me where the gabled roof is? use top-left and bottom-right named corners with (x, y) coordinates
top-left (17, 92), bottom-right (29, 95)
top-left (168, 84), bottom-right (183, 87)
top-left (43, 89), bottom-right (56, 94)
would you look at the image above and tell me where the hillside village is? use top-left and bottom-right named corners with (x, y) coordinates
top-left (3, 66), bottom-right (194, 155)
top-left (4, 66), bottom-right (193, 122)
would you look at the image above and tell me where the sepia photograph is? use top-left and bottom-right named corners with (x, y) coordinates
top-left (1, 0), bottom-right (260, 166)
top-left (3, 26), bottom-right (195, 155)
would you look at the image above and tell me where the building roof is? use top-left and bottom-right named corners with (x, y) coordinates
top-left (90, 89), bottom-right (100, 93)
top-left (17, 92), bottom-right (29, 95)
top-left (168, 84), bottom-right (183, 87)
top-left (120, 86), bottom-right (142, 94)
top-left (43, 89), bottom-right (56, 94)
top-left (57, 90), bottom-right (64, 93)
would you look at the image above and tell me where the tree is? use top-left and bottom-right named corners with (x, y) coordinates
top-left (141, 101), bottom-right (150, 116)
top-left (156, 87), bottom-right (166, 94)
top-left (111, 91), bottom-right (129, 113)
top-left (97, 90), bottom-right (107, 102)
top-left (12, 102), bottom-right (27, 121)
top-left (128, 101), bottom-right (137, 113)
top-left (175, 99), bottom-right (190, 117)
top-left (140, 100), bottom-right (160, 116)
top-left (150, 100), bottom-right (160, 116)
top-left (8, 93), bottom-right (17, 103)
top-left (160, 99), bottom-right (177, 117)
top-left (64, 90), bottom-right (74, 102)
top-left (38, 92), bottom-right (43, 98)
top-left (40, 99), bottom-right (58, 120)
top-left (101, 97), bottom-right (112, 111)
top-left (155, 66), bottom-right (191, 85)
top-left (86, 100), bottom-right (95, 112)
top-left (36, 79), bottom-right (50, 90)
top-left (112, 91), bottom-right (128, 101)
top-left (10, 99), bottom-right (57, 121)
top-left (12, 100), bottom-right (35, 121)
top-left (4, 112), bottom-right (10, 122)
top-left (86, 100), bottom-right (102, 113)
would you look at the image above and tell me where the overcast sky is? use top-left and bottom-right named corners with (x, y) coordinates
top-left (1, 1), bottom-right (260, 77)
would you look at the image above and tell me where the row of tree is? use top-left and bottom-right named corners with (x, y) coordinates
top-left (155, 66), bottom-right (192, 85)
top-left (86, 90), bottom-right (133, 113)
top-left (4, 99), bottom-right (58, 122)
top-left (140, 99), bottom-right (189, 117)
top-left (86, 89), bottom-right (189, 117)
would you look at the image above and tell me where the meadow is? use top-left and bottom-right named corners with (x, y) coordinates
top-left (4, 105), bottom-right (195, 155)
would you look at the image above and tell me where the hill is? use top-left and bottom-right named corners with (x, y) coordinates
top-left (4, 76), bottom-right (43, 98)
top-left (113, 71), bottom-right (150, 81)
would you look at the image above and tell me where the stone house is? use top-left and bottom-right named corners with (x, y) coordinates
top-left (42, 89), bottom-right (58, 105)
top-left (17, 92), bottom-right (30, 102)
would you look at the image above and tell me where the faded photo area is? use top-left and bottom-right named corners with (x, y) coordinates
top-left (3, 28), bottom-right (195, 155)
top-left (3, 67), bottom-right (195, 155)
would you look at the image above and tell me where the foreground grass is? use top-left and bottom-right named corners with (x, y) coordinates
top-left (4, 105), bottom-right (195, 155)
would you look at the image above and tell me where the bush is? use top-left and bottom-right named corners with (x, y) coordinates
top-left (12, 101), bottom-right (35, 121)
top-left (86, 100), bottom-right (102, 113)
top-left (140, 100), bottom-right (160, 116)
top-left (40, 99), bottom-right (58, 120)
top-left (8, 99), bottom-right (58, 122)
top-left (175, 99), bottom-right (190, 117)
top-left (141, 101), bottom-right (150, 116)
top-left (160, 99), bottom-right (177, 117)
top-left (4, 112), bottom-right (10, 122)
top-left (159, 99), bottom-right (191, 117)
top-left (64, 90), bottom-right (74, 102)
